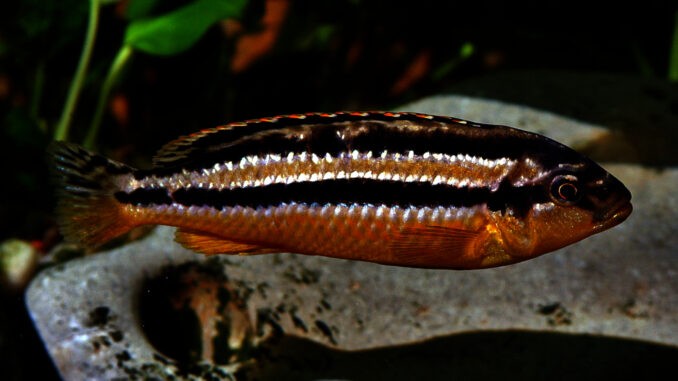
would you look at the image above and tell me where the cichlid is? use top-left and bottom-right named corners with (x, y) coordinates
top-left (48, 112), bottom-right (632, 269)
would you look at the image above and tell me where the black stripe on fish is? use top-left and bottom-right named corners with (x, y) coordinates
top-left (116, 179), bottom-right (547, 216)
top-left (140, 116), bottom-right (583, 179)
top-left (155, 112), bottom-right (464, 159)
top-left (114, 188), bottom-right (172, 205)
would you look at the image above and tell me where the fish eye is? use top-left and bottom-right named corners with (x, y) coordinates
top-left (550, 174), bottom-right (581, 205)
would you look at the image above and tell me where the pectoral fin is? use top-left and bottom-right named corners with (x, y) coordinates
top-left (175, 229), bottom-right (276, 256)
top-left (388, 225), bottom-right (481, 268)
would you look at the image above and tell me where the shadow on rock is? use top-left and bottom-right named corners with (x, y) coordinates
top-left (236, 330), bottom-right (678, 381)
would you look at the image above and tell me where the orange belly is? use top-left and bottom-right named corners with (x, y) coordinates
top-left (126, 202), bottom-right (503, 269)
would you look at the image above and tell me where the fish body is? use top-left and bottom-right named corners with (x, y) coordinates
top-left (48, 111), bottom-right (632, 269)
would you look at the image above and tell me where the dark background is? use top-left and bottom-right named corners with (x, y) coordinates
top-left (1, 0), bottom-right (677, 379)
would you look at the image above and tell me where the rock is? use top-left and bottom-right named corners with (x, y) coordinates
top-left (401, 95), bottom-right (611, 152)
top-left (0, 239), bottom-right (39, 291)
top-left (447, 70), bottom-right (678, 166)
top-left (26, 96), bottom-right (678, 380)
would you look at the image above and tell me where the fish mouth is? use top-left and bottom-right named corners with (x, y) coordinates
top-left (594, 201), bottom-right (633, 232)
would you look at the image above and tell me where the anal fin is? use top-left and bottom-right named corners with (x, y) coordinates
top-left (175, 229), bottom-right (276, 256)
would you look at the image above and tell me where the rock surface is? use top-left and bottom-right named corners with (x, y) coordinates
top-left (26, 95), bottom-right (678, 380)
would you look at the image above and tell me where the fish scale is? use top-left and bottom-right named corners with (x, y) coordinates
top-left (47, 111), bottom-right (632, 269)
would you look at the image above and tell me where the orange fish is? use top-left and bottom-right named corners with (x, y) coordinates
top-left (48, 112), bottom-right (632, 269)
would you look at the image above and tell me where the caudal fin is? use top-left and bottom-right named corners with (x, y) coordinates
top-left (47, 141), bottom-right (135, 249)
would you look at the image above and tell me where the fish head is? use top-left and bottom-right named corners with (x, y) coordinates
top-left (524, 159), bottom-right (633, 256)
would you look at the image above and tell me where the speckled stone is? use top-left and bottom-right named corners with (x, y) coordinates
top-left (26, 96), bottom-right (678, 380)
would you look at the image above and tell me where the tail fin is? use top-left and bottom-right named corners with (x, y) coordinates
top-left (47, 141), bottom-right (135, 249)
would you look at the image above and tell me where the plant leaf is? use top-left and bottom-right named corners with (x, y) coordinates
top-left (125, 0), bottom-right (162, 20)
top-left (125, 0), bottom-right (247, 56)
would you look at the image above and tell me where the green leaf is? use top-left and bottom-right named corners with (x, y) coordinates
top-left (125, 0), bottom-right (161, 20)
top-left (459, 42), bottom-right (474, 59)
top-left (125, 0), bottom-right (248, 56)
top-left (4, 108), bottom-right (47, 149)
top-left (669, 9), bottom-right (678, 81)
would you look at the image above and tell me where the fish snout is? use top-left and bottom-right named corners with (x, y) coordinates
top-left (593, 197), bottom-right (632, 231)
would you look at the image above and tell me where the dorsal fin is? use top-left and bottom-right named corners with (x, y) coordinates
top-left (151, 111), bottom-right (479, 168)
top-left (152, 123), bottom-right (249, 167)
top-left (152, 113), bottom-right (327, 167)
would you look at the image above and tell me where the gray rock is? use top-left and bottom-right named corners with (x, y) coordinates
top-left (26, 96), bottom-right (678, 380)
top-left (401, 95), bottom-right (610, 151)
top-left (447, 70), bottom-right (678, 166)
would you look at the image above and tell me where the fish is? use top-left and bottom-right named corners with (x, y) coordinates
top-left (47, 111), bottom-right (632, 269)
